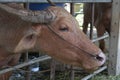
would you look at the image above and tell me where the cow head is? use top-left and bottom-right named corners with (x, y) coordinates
top-left (32, 6), bottom-right (106, 72)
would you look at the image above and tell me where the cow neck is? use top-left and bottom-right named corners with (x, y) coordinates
top-left (46, 24), bottom-right (97, 58)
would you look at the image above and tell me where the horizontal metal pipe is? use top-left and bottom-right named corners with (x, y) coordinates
top-left (81, 66), bottom-right (107, 80)
top-left (0, 55), bottom-right (51, 75)
top-left (92, 35), bottom-right (109, 42)
top-left (0, 0), bottom-right (112, 3)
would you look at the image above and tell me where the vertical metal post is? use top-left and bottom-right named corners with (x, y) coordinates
top-left (24, 2), bottom-right (31, 79)
top-left (69, 3), bottom-right (75, 80)
top-left (24, 52), bottom-right (31, 80)
top-left (108, 0), bottom-right (120, 75)
top-left (69, 66), bottom-right (75, 80)
top-left (50, 59), bottom-right (56, 80)
top-left (90, 3), bottom-right (95, 39)
top-left (70, 3), bottom-right (74, 15)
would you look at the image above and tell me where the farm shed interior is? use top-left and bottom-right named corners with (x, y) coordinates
top-left (0, 0), bottom-right (120, 80)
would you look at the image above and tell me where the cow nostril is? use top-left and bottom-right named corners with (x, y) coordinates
top-left (95, 52), bottom-right (106, 62)
top-left (95, 52), bottom-right (106, 65)
top-left (96, 55), bottom-right (104, 61)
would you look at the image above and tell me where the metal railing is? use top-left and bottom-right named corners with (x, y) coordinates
top-left (0, 0), bottom-right (112, 3)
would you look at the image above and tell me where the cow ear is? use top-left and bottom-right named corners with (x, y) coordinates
top-left (14, 25), bottom-right (42, 53)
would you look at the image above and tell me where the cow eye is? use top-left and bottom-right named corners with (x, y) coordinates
top-left (59, 25), bottom-right (69, 31)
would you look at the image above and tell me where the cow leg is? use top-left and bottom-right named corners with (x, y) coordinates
top-left (82, 21), bottom-right (89, 34)
top-left (83, 3), bottom-right (92, 34)
top-left (8, 54), bottom-right (21, 80)
top-left (0, 72), bottom-right (13, 80)
top-left (0, 48), bottom-right (11, 80)
top-left (0, 54), bottom-right (21, 80)
top-left (8, 54), bottom-right (21, 66)
top-left (95, 20), bottom-right (106, 52)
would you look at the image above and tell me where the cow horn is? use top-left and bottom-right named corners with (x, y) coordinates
top-left (47, 0), bottom-right (56, 6)
top-left (0, 3), bottom-right (56, 23)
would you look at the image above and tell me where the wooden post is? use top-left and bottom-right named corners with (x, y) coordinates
top-left (108, 0), bottom-right (120, 75)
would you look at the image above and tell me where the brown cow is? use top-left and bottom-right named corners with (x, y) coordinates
top-left (82, 3), bottom-right (111, 52)
top-left (0, 4), bottom-right (106, 80)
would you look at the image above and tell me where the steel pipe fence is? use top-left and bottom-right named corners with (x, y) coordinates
top-left (81, 66), bottom-right (107, 80)
top-left (0, 35), bottom-right (108, 78)
top-left (92, 35), bottom-right (109, 43)
top-left (0, 55), bottom-right (51, 75)
top-left (0, 0), bottom-right (112, 3)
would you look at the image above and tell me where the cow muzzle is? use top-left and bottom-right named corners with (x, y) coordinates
top-left (95, 51), bottom-right (106, 66)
